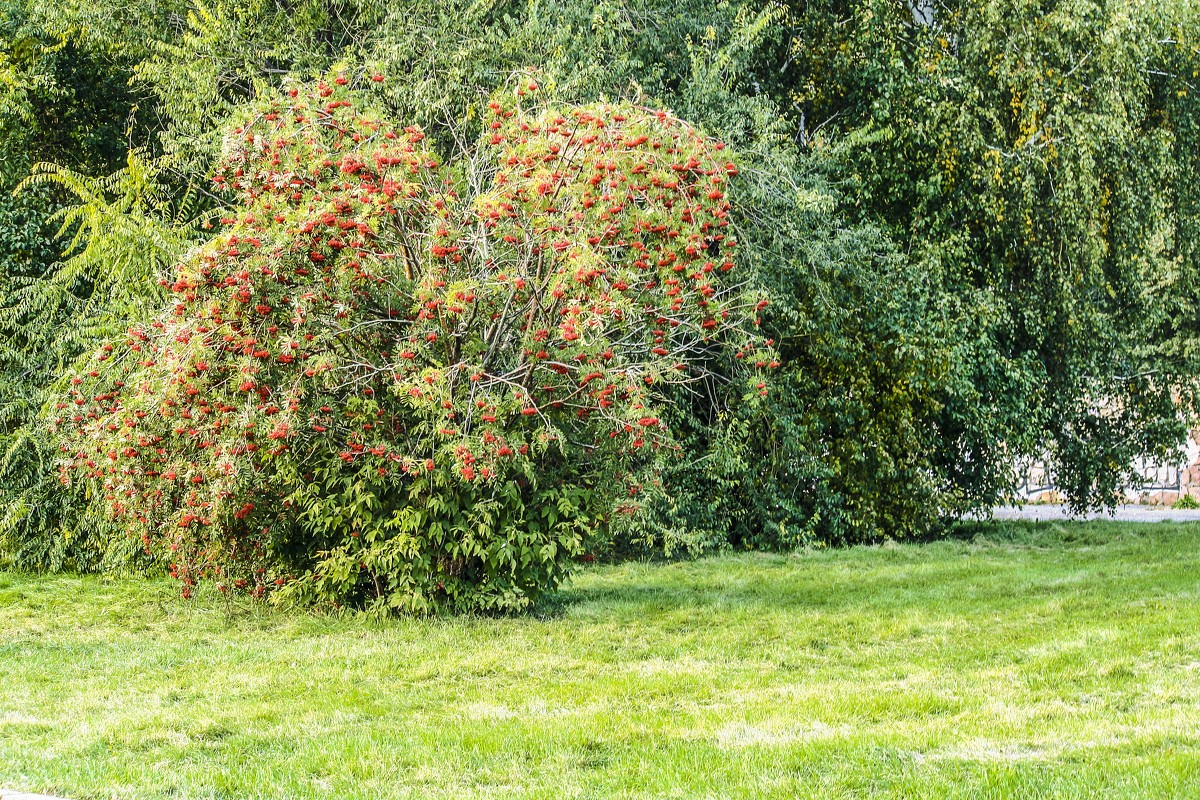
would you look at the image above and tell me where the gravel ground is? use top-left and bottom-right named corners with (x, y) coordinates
top-left (986, 504), bottom-right (1200, 522)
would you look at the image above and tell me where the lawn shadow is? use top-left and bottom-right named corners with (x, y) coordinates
top-left (542, 522), bottom-right (1189, 622)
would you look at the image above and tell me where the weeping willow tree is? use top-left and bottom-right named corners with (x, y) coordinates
top-left (767, 0), bottom-right (1200, 510)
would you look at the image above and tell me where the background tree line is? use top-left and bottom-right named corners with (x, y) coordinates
top-left (1, 0), bottom-right (1197, 584)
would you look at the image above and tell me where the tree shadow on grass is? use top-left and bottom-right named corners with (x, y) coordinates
top-left (537, 522), bottom-right (1189, 622)
top-left (540, 562), bottom-right (1038, 622)
top-left (944, 517), bottom-right (1174, 547)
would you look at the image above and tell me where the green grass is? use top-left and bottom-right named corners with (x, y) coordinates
top-left (3, 521), bottom-right (1200, 799)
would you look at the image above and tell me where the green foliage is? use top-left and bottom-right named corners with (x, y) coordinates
top-left (281, 465), bottom-right (599, 614)
top-left (0, 154), bottom-right (203, 570)
top-left (607, 14), bottom-right (992, 550)
top-left (616, 192), bottom-right (984, 551)
top-left (776, 0), bottom-right (1200, 510)
top-left (0, 6), bottom-right (169, 570)
top-left (1172, 493), bottom-right (1200, 510)
top-left (4, 0), bottom-right (1199, 582)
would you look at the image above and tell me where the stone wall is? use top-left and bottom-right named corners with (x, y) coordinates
top-left (1016, 430), bottom-right (1200, 505)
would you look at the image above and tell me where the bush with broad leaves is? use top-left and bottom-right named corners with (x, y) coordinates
top-left (55, 73), bottom-right (774, 613)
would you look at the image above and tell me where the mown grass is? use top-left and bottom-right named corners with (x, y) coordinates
top-left (2, 521), bottom-right (1200, 799)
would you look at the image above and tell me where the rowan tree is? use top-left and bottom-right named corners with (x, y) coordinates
top-left (56, 74), bottom-right (773, 612)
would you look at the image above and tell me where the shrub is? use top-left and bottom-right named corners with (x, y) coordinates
top-left (605, 126), bottom-right (988, 553)
top-left (56, 74), bottom-right (772, 612)
top-left (615, 224), bottom-right (978, 552)
top-left (1172, 494), bottom-right (1199, 510)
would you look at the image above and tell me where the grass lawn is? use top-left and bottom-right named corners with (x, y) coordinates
top-left (2, 521), bottom-right (1200, 799)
